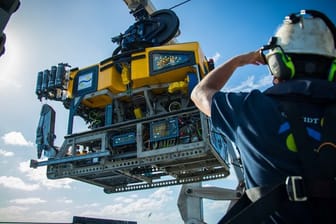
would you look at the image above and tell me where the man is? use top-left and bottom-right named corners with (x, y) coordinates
top-left (191, 10), bottom-right (336, 223)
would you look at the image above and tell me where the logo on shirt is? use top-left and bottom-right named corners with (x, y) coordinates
top-left (278, 116), bottom-right (322, 152)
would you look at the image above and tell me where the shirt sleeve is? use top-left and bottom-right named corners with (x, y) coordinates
top-left (210, 91), bottom-right (247, 142)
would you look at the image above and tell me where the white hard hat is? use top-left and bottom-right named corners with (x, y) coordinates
top-left (273, 10), bottom-right (336, 58)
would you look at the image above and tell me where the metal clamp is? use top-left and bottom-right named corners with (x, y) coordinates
top-left (285, 176), bottom-right (308, 201)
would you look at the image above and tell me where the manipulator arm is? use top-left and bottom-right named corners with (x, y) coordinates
top-left (36, 104), bottom-right (57, 159)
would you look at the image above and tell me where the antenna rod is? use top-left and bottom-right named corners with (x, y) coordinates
top-left (169, 0), bottom-right (191, 10)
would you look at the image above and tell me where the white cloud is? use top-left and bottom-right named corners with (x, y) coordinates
top-left (151, 187), bottom-right (173, 201)
top-left (0, 206), bottom-right (30, 221)
top-left (57, 197), bottom-right (73, 204)
top-left (204, 199), bottom-right (230, 211)
top-left (35, 210), bottom-right (72, 221)
top-left (0, 149), bottom-right (14, 157)
top-left (0, 206), bottom-right (72, 223)
top-left (19, 160), bottom-right (74, 189)
top-left (225, 75), bottom-right (272, 92)
top-left (0, 176), bottom-right (40, 191)
top-left (79, 187), bottom-right (176, 222)
top-left (75, 202), bottom-right (100, 209)
top-left (257, 75), bottom-right (274, 89)
top-left (10, 197), bottom-right (47, 205)
top-left (211, 52), bottom-right (221, 64)
top-left (2, 131), bottom-right (33, 147)
top-left (203, 200), bottom-right (231, 223)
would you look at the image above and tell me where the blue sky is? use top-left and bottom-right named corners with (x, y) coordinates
top-left (0, 0), bottom-right (335, 223)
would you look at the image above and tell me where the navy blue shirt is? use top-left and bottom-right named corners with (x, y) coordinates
top-left (211, 79), bottom-right (336, 223)
top-left (211, 80), bottom-right (336, 224)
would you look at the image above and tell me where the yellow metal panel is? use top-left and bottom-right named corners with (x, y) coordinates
top-left (82, 94), bottom-right (112, 108)
top-left (98, 63), bottom-right (126, 93)
top-left (130, 42), bottom-right (205, 89)
top-left (66, 69), bottom-right (78, 98)
top-left (66, 42), bottom-right (210, 109)
top-left (131, 52), bottom-right (149, 80)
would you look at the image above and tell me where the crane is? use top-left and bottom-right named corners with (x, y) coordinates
top-left (30, 1), bottom-right (244, 223)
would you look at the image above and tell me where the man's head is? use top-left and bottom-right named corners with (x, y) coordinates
top-left (262, 10), bottom-right (336, 82)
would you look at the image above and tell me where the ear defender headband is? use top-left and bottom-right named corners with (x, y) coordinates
top-left (261, 10), bottom-right (336, 81)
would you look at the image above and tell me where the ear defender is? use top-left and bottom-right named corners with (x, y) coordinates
top-left (266, 49), bottom-right (295, 80)
top-left (328, 59), bottom-right (336, 82)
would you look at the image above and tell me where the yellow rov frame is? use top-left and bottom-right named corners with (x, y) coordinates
top-left (32, 3), bottom-right (243, 223)
top-left (32, 40), bottom-right (230, 194)
top-left (66, 42), bottom-right (210, 110)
